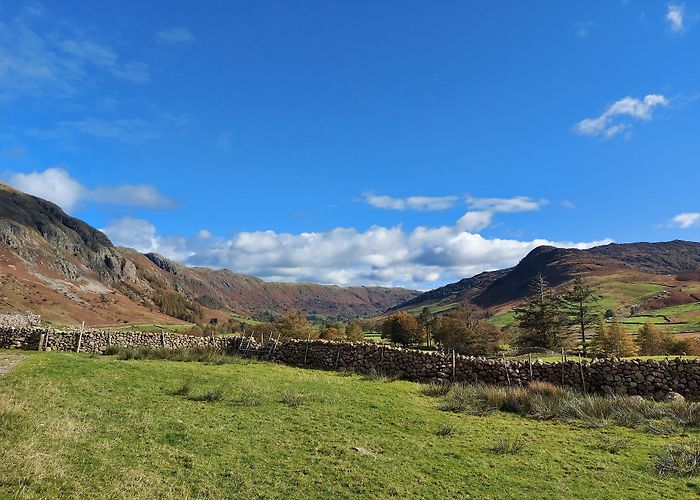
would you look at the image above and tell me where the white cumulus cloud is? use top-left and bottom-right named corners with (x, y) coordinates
top-left (669, 212), bottom-right (700, 229)
top-left (4, 167), bottom-right (173, 211)
top-left (576, 94), bottom-right (669, 138)
top-left (100, 218), bottom-right (193, 261)
top-left (102, 214), bottom-right (613, 289)
top-left (666, 4), bottom-right (685, 33)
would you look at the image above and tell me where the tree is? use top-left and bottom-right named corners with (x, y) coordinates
top-left (514, 275), bottom-right (565, 349)
top-left (593, 318), bottom-right (637, 357)
top-left (275, 311), bottom-right (315, 339)
top-left (319, 324), bottom-right (343, 340)
top-left (559, 277), bottom-right (600, 357)
top-left (345, 321), bottom-right (365, 342)
top-left (381, 312), bottom-right (421, 347)
top-left (433, 304), bottom-right (502, 355)
top-left (417, 307), bottom-right (435, 347)
top-left (636, 321), bottom-right (673, 355)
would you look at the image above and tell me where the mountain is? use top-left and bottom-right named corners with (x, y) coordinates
top-left (0, 183), bottom-right (418, 326)
top-left (393, 241), bottom-right (700, 316)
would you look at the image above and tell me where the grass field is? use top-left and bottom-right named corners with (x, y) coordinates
top-left (2, 350), bottom-right (700, 498)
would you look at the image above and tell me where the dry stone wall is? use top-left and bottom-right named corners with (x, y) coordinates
top-left (3, 328), bottom-right (700, 401)
top-left (0, 327), bottom-right (243, 353)
top-left (267, 340), bottom-right (700, 401)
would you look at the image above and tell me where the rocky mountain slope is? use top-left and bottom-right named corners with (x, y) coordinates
top-left (0, 183), bottom-right (418, 325)
top-left (394, 241), bottom-right (700, 313)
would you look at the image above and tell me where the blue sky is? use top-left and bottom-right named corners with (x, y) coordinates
top-left (1, 0), bottom-right (698, 289)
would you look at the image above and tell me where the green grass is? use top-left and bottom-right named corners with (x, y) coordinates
top-left (2, 350), bottom-right (700, 498)
top-left (110, 323), bottom-right (195, 333)
top-left (488, 310), bottom-right (517, 328)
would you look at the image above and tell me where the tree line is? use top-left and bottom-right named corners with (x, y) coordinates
top-left (378, 275), bottom-right (700, 358)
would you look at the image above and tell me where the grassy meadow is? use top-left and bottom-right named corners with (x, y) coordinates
top-left (2, 350), bottom-right (700, 498)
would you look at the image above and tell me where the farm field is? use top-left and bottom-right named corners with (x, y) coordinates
top-left (1, 350), bottom-right (700, 498)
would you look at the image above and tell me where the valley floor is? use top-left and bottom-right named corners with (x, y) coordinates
top-left (1, 351), bottom-right (699, 498)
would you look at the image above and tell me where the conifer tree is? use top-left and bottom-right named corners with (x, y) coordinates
top-left (514, 274), bottom-right (565, 349)
top-left (559, 277), bottom-right (600, 357)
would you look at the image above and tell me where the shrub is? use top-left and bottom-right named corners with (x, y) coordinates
top-left (490, 436), bottom-right (525, 455)
top-left (654, 441), bottom-right (700, 477)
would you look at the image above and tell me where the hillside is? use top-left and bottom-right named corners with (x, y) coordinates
top-left (393, 241), bottom-right (700, 333)
top-left (0, 183), bottom-right (418, 326)
top-left (2, 351), bottom-right (697, 498)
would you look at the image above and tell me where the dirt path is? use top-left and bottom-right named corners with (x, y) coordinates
top-left (0, 353), bottom-right (21, 377)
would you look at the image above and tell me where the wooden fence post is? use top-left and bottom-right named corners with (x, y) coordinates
top-left (76, 321), bottom-right (85, 353)
top-left (44, 330), bottom-right (50, 351)
top-left (579, 354), bottom-right (587, 393)
top-left (452, 349), bottom-right (456, 382)
top-left (502, 354), bottom-right (511, 386)
top-left (303, 334), bottom-right (311, 365)
top-left (560, 346), bottom-right (565, 385)
top-left (334, 345), bottom-right (341, 370)
top-left (38, 333), bottom-right (45, 351)
top-left (528, 353), bottom-right (533, 381)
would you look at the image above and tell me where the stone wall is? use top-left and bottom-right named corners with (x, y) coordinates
top-left (3, 328), bottom-right (700, 400)
top-left (0, 327), bottom-right (243, 353)
top-left (0, 312), bottom-right (41, 328)
top-left (271, 340), bottom-right (700, 400)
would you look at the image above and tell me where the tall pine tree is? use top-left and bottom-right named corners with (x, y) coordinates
top-left (514, 275), bottom-right (565, 349)
top-left (559, 277), bottom-right (600, 357)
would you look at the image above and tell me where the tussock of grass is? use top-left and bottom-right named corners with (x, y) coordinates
top-left (187, 389), bottom-right (225, 403)
top-left (654, 441), bottom-right (700, 477)
top-left (109, 347), bottom-right (241, 365)
top-left (434, 383), bottom-right (700, 432)
top-left (435, 424), bottom-right (456, 437)
top-left (361, 368), bottom-right (399, 382)
top-left (281, 392), bottom-right (307, 407)
top-left (490, 436), bottom-right (525, 455)
top-left (231, 394), bottom-right (261, 406)
top-left (171, 382), bottom-right (192, 396)
top-left (592, 437), bottom-right (631, 455)
top-left (421, 382), bottom-right (451, 397)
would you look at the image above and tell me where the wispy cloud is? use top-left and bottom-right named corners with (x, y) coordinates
top-left (669, 212), bottom-right (700, 229)
top-left (26, 114), bottom-right (192, 146)
top-left (57, 39), bottom-right (150, 83)
top-left (666, 4), bottom-right (685, 33)
top-left (0, 8), bottom-right (150, 103)
top-left (466, 195), bottom-right (548, 213)
top-left (575, 94), bottom-right (669, 138)
top-left (3, 167), bottom-right (174, 211)
top-left (156, 28), bottom-right (196, 45)
top-left (363, 193), bottom-right (459, 211)
top-left (573, 21), bottom-right (594, 39)
top-left (103, 215), bottom-right (612, 289)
